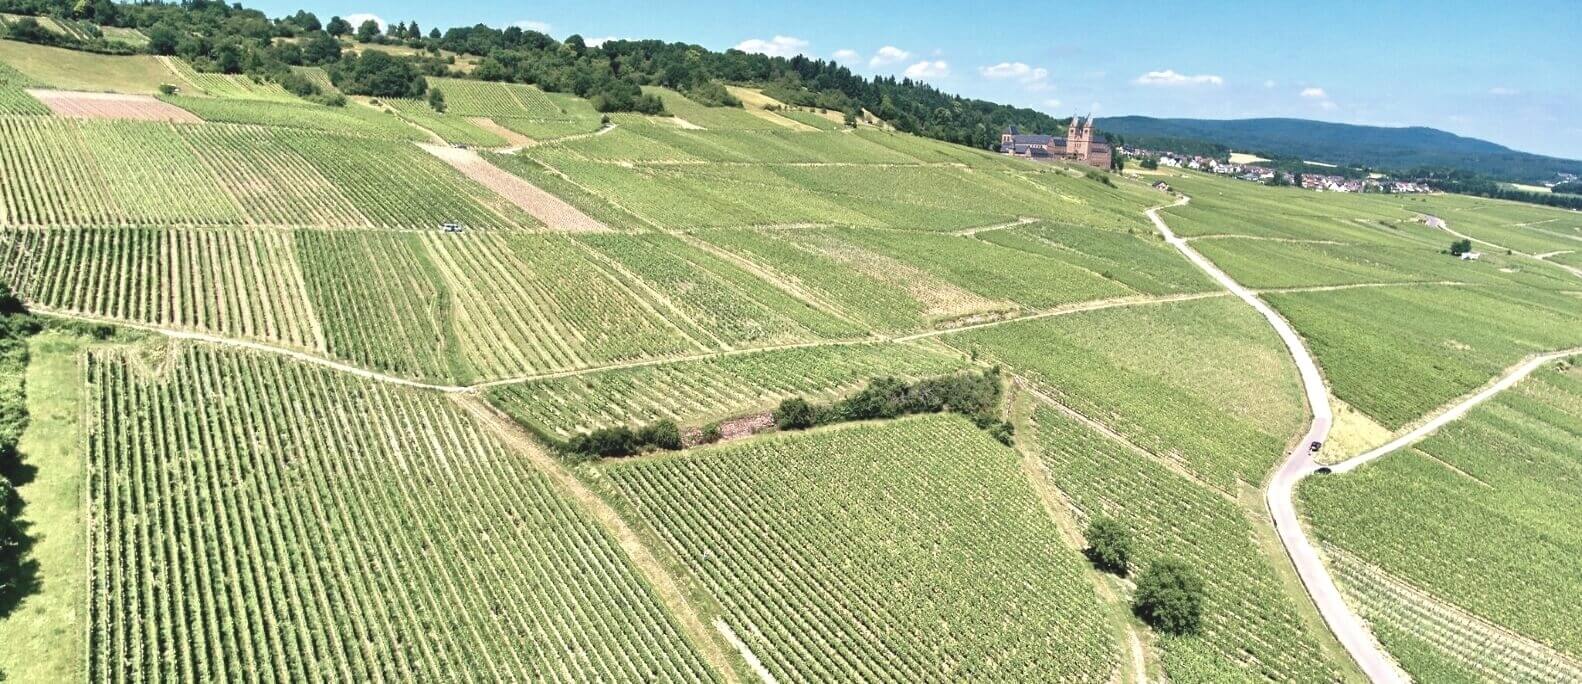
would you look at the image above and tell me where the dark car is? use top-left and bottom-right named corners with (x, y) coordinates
top-left (1308, 441), bottom-right (1322, 453)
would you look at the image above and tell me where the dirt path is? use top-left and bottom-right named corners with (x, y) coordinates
top-left (949, 216), bottom-right (1038, 237)
top-left (1425, 214), bottom-right (1582, 279)
top-left (419, 144), bottom-right (609, 232)
top-left (1148, 196), bottom-right (1406, 683)
top-left (714, 620), bottom-right (776, 683)
top-left (895, 291), bottom-right (1228, 342)
top-left (1331, 346), bottom-right (1582, 473)
top-left (453, 395), bottom-right (742, 682)
top-left (1252, 280), bottom-right (1471, 295)
top-left (466, 117), bottom-right (535, 148)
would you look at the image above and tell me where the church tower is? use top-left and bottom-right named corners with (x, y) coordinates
top-left (1067, 116), bottom-right (1091, 160)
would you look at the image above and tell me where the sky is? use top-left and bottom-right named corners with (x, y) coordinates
top-left (255, 0), bottom-right (1582, 159)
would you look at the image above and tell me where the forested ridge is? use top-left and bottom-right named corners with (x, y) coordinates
top-left (0, 0), bottom-right (1072, 147)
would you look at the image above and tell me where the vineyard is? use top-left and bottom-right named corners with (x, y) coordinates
top-left (604, 415), bottom-right (1119, 682)
top-left (0, 117), bottom-right (541, 229)
top-left (950, 297), bottom-right (1304, 492)
top-left (84, 345), bottom-right (717, 682)
top-left (1267, 284), bottom-right (1582, 427)
top-left (161, 95), bottom-right (428, 141)
top-left (487, 341), bottom-right (970, 438)
top-left (1300, 363), bottom-right (1582, 660)
top-left (0, 60), bottom-right (45, 115)
top-left (1326, 546), bottom-right (1582, 683)
top-left (0, 227), bottom-right (323, 350)
top-left (1024, 405), bottom-right (1342, 682)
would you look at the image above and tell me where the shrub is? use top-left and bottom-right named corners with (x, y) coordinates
top-left (427, 87), bottom-right (446, 112)
top-left (775, 397), bottom-right (818, 430)
top-left (565, 426), bottom-right (638, 458)
top-left (1083, 516), bottom-right (1132, 575)
top-left (1134, 558), bottom-right (1206, 634)
top-left (637, 419), bottom-right (682, 451)
top-left (157, 83), bottom-right (178, 96)
top-left (699, 422), bottom-right (723, 444)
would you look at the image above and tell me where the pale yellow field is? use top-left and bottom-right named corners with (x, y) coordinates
top-left (1228, 152), bottom-right (1269, 164)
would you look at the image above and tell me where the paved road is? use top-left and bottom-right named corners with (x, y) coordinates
top-left (1147, 197), bottom-right (1406, 683)
top-left (1334, 346), bottom-right (1582, 473)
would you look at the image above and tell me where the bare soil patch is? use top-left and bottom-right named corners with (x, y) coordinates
top-left (467, 117), bottom-right (536, 147)
top-left (684, 412), bottom-right (775, 446)
top-left (27, 89), bottom-right (202, 123)
top-left (419, 143), bottom-right (609, 232)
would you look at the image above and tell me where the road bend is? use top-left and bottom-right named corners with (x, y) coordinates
top-left (1146, 196), bottom-right (1406, 683)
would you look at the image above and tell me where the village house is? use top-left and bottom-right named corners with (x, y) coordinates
top-left (1000, 116), bottom-right (1113, 169)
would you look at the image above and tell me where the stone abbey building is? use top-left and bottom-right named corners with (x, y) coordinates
top-left (1000, 116), bottom-right (1112, 168)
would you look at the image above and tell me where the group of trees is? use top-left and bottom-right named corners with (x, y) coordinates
top-left (1, 0), bottom-right (1084, 142)
top-left (1448, 238), bottom-right (1475, 257)
top-left (1417, 169), bottom-right (1582, 211)
top-left (1083, 516), bottom-right (1206, 635)
top-left (0, 282), bottom-right (38, 626)
top-left (775, 370), bottom-right (1014, 444)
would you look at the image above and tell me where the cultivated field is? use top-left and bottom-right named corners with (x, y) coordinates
top-left (26, 89), bottom-right (201, 122)
top-left (1301, 362), bottom-right (1582, 665)
top-left (604, 415), bottom-right (1118, 682)
top-left (84, 345), bottom-right (716, 681)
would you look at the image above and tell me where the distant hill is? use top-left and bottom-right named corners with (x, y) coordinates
top-left (1096, 116), bottom-right (1582, 183)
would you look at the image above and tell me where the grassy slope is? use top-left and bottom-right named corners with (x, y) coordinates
top-left (0, 331), bottom-right (85, 682)
top-left (0, 39), bottom-right (170, 93)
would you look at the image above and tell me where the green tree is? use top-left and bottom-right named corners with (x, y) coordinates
top-left (1450, 238), bottom-right (1473, 256)
top-left (301, 31), bottom-right (342, 65)
top-left (1133, 558), bottom-right (1206, 634)
top-left (146, 22), bottom-right (181, 55)
top-left (427, 86), bottom-right (446, 112)
top-left (1084, 516), bottom-right (1132, 575)
top-left (326, 16), bottom-right (351, 37)
top-left (355, 19), bottom-right (380, 43)
top-left (638, 420), bottom-right (683, 451)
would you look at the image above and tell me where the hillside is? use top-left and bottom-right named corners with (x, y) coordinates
top-left (1, 8), bottom-right (1581, 684)
top-left (1098, 116), bottom-right (1582, 182)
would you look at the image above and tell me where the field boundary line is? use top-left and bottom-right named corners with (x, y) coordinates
top-left (948, 215), bottom-right (1038, 236)
top-left (895, 291), bottom-right (1228, 341)
top-left (1331, 345), bottom-right (1582, 473)
top-left (713, 620), bottom-right (776, 684)
top-left (452, 395), bottom-right (743, 682)
top-left (29, 306), bottom-right (475, 393)
top-left (1423, 213), bottom-right (1582, 279)
top-left (1017, 378), bottom-right (1237, 504)
top-left (1149, 195), bottom-right (1406, 683)
top-left (1252, 280), bottom-right (1472, 295)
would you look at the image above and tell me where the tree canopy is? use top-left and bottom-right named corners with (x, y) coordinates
top-left (1133, 558), bottom-right (1206, 635)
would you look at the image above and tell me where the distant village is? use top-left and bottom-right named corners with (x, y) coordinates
top-left (1120, 148), bottom-right (1434, 194)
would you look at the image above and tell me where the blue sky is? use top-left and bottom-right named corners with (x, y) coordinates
top-left (256, 0), bottom-right (1582, 158)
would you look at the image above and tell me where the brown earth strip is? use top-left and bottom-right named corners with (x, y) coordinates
top-left (419, 144), bottom-right (610, 232)
top-left (26, 89), bottom-right (202, 123)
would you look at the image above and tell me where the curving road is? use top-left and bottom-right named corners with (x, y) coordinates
top-left (1146, 197), bottom-right (1406, 683)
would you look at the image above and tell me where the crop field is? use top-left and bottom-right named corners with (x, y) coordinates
top-left (0, 59), bottom-right (46, 114)
top-left (84, 345), bottom-right (716, 681)
top-left (1408, 193), bottom-right (1582, 256)
top-left (1326, 546), bottom-right (1582, 683)
top-left (427, 77), bottom-right (562, 118)
top-left (487, 341), bottom-right (969, 437)
top-left (1301, 363), bottom-right (1582, 660)
top-left (1158, 173), bottom-right (1419, 242)
top-left (296, 232), bottom-right (702, 382)
top-left (605, 415), bottom-right (1118, 682)
top-left (384, 98), bottom-right (507, 146)
top-left (0, 227), bottom-right (322, 349)
top-left (640, 87), bottom-right (784, 130)
top-left (573, 232), bottom-right (861, 345)
top-left (0, 117), bottom-right (539, 229)
top-left (1267, 285), bottom-right (1582, 427)
top-left (949, 297), bottom-right (1304, 492)
top-left (159, 56), bottom-right (299, 101)
top-left (978, 221), bottom-right (1217, 295)
top-left (162, 95), bottom-right (427, 141)
top-left (1025, 405), bottom-right (1341, 682)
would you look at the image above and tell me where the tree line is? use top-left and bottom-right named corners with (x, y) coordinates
top-left (0, 0), bottom-right (1076, 146)
top-left (0, 282), bottom-right (39, 647)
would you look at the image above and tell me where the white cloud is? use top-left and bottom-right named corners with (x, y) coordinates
top-left (1489, 86), bottom-right (1519, 96)
top-left (869, 45), bottom-right (911, 67)
top-left (344, 13), bottom-right (386, 31)
top-left (734, 35), bottom-right (810, 58)
top-left (585, 36), bottom-right (619, 47)
top-left (979, 61), bottom-right (1051, 89)
top-left (511, 20), bottom-right (551, 33)
top-left (1133, 69), bottom-right (1224, 86)
top-left (903, 60), bottom-right (950, 79)
top-left (1264, 79), bottom-right (1278, 89)
top-left (833, 48), bottom-right (860, 62)
top-left (1300, 87), bottom-right (1328, 99)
